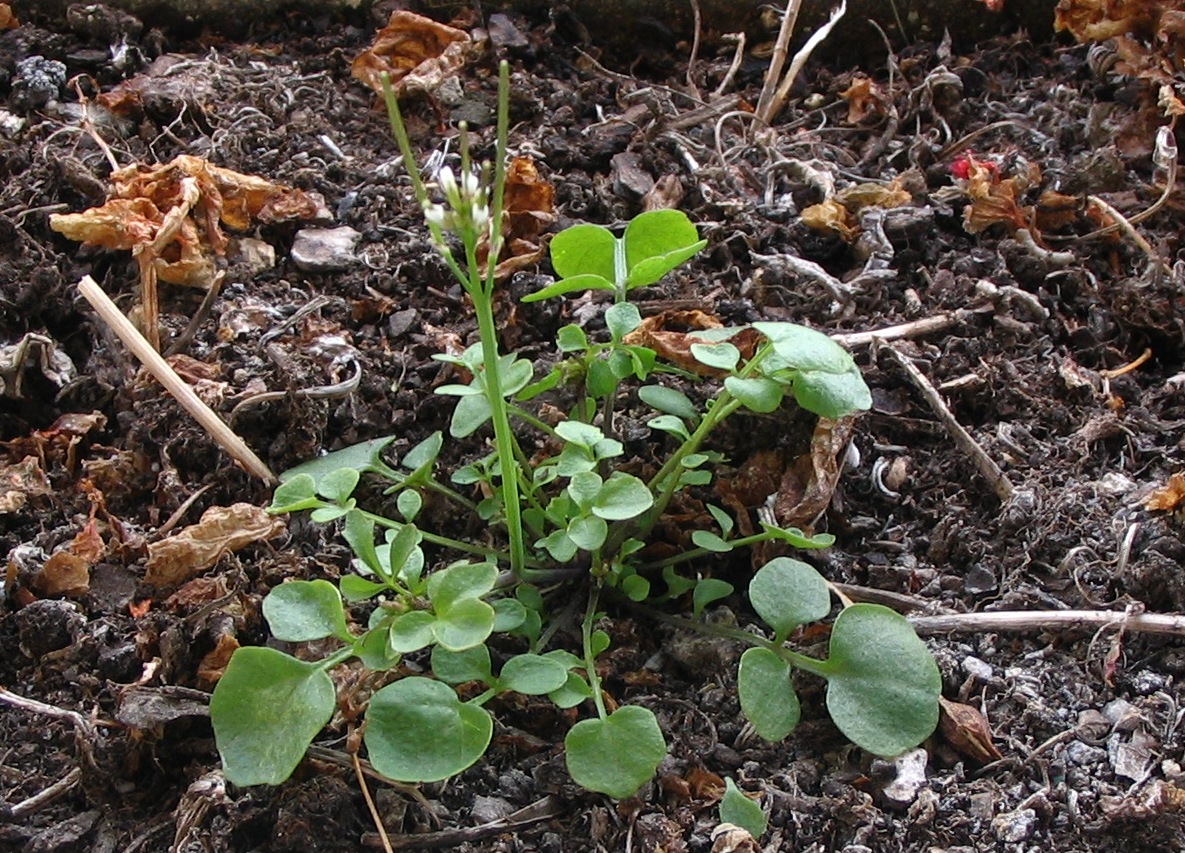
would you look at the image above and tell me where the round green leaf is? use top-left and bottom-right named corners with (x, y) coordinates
top-left (317, 467), bottom-right (360, 503)
top-left (568, 514), bottom-right (609, 551)
top-left (737, 647), bottom-right (800, 741)
top-left (400, 431), bottom-right (444, 472)
top-left (591, 472), bottom-right (654, 521)
top-left (556, 420), bottom-right (606, 448)
top-left (556, 324), bottom-right (589, 352)
top-left (211, 647), bottom-right (335, 786)
top-left (621, 573), bottom-right (650, 601)
top-left (492, 597), bottom-right (527, 632)
top-left (648, 415), bottom-right (691, 440)
top-left (449, 392), bottom-right (492, 438)
top-left (691, 530), bottom-right (732, 553)
top-left (263, 580), bottom-right (351, 643)
top-left (427, 561), bottom-right (498, 612)
top-left (720, 778), bottom-right (767, 840)
top-left (270, 473), bottom-right (319, 513)
top-left (340, 575), bottom-right (387, 602)
top-left (748, 558), bottom-right (831, 640)
top-left (590, 629), bottom-right (611, 657)
top-left (692, 578), bottom-right (734, 616)
top-left (605, 302), bottom-right (643, 340)
top-left (623, 210), bottom-right (707, 288)
top-left (499, 653), bottom-right (570, 695)
top-left (365, 677), bottom-right (493, 783)
top-left (550, 223), bottom-right (618, 282)
top-left (751, 322), bottom-right (855, 373)
top-left (432, 597), bottom-right (496, 651)
top-left (431, 644), bottom-right (493, 684)
top-left (690, 342), bottom-right (740, 371)
top-left (791, 367), bottom-right (873, 419)
top-left (638, 384), bottom-right (698, 420)
top-left (397, 489), bottom-right (422, 522)
top-left (549, 671), bottom-right (594, 709)
top-left (820, 604), bottom-right (942, 756)
top-left (724, 376), bottom-right (785, 413)
top-left (565, 706), bottom-right (666, 799)
top-left (354, 626), bottom-right (401, 671)
top-left (388, 610), bottom-right (435, 653)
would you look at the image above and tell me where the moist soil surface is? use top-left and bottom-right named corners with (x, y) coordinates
top-left (3, 3), bottom-right (1185, 852)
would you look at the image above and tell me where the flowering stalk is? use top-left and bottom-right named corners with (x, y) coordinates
top-left (381, 62), bottom-right (527, 577)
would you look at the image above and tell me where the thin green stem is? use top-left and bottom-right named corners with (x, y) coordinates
top-left (640, 530), bottom-right (780, 572)
top-left (507, 405), bottom-right (561, 442)
top-left (581, 584), bottom-right (608, 720)
top-left (472, 299), bottom-right (527, 577)
top-left (356, 508), bottom-right (500, 561)
top-left (624, 598), bottom-right (828, 677)
top-left (483, 61), bottom-right (510, 289)
top-left (380, 74), bottom-right (427, 206)
top-left (318, 645), bottom-right (358, 672)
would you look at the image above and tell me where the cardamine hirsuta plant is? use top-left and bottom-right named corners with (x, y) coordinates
top-left (210, 61), bottom-right (940, 800)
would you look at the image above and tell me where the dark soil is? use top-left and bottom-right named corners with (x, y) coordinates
top-left (3, 3), bottom-right (1185, 851)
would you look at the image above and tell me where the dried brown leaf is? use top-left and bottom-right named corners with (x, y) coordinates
top-left (801, 198), bottom-right (858, 241)
top-left (197, 633), bottom-right (240, 689)
top-left (351, 11), bottom-right (471, 98)
top-left (962, 159), bottom-right (1030, 235)
top-left (1145, 471), bottom-right (1185, 511)
top-left (1101, 778), bottom-right (1185, 820)
top-left (838, 75), bottom-right (887, 124)
top-left (1054, 0), bottom-right (1162, 43)
top-left (35, 551), bottom-right (91, 597)
top-left (835, 179), bottom-right (914, 213)
top-left (145, 503), bottom-right (285, 589)
top-left (773, 417), bottom-right (856, 531)
top-left (0, 4), bottom-right (18, 29)
top-left (622, 310), bottom-right (726, 375)
top-left (0, 456), bottom-right (52, 513)
top-left (51, 155), bottom-right (324, 292)
top-left (938, 696), bottom-right (1004, 764)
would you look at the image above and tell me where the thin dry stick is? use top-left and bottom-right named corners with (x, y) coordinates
top-left (684, 0), bottom-right (703, 99)
top-left (1100, 347), bottom-right (1152, 380)
top-left (765, 0), bottom-right (848, 124)
top-left (78, 275), bottom-right (276, 484)
top-left (881, 341), bottom-right (1014, 502)
top-left (830, 312), bottom-right (965, 348)
top-left (0, 687), bottom-right (102, 737)
top-left (755, 0), bottom-right (802, 122)
top-left (712, 33), bottom-right (746, 98)
top-left (908, 609), bottom-right (1185, 638)
top-left (354, 752), bottom-right (395, 853)
top-left (9, 768), bottom-right (81, 819)
top-left (1087, 194), bottom-right (1167, 273)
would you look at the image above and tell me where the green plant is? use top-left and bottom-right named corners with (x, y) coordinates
top-left (209, 61), bottom-right (940, 800)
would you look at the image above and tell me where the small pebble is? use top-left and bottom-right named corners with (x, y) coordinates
top-left (291, 226), bottom-right (360, 272)
top-left (961, 656), bottom-right (993, 682)
top-left (991, 807), bottom-right (1037, 842)
top-left (881, 747), bottom-right (929, 807)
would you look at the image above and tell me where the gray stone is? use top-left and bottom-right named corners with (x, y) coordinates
top-left (991, 807), bottom-right (1038, 843)
top-left (881, 748), bottom-right (929, 807)
top-left (291, 226), bottom-right (361, 272)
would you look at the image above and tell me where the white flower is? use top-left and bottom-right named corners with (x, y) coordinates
top-left (436, 166), bottom-right (458, 201)
top-left (471, 203), bottom-right (490, 231)
top-left (461, 170), bottom-right (481, 197)
top-left (423, 202), bottom-right (447, 228)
